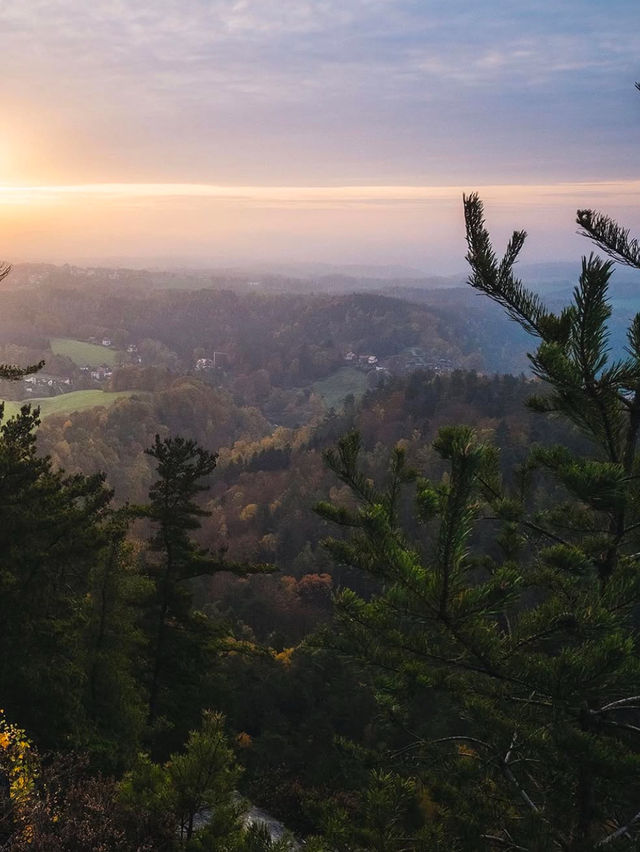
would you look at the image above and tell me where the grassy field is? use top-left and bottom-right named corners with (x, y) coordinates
top-left (1, 390), bottom-right (140, 421)
top-left (312, 367), bottom-right (369, 409)
top-left (50, 337), bottom-right (120, 367)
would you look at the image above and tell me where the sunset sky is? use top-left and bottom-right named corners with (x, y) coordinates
top-left (0, 0), bottom-right (638, 271)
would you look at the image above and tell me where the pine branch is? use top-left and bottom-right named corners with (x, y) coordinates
top-left (0, 360), bottom-right (45, 381)
top-left (626, 313), bottom-right (640, 361)
top-left (596, 808), bottom-right (640, 846)
top-left (500, 731), bottom-right (541, 816)
top-left (429, 734), bottom-right (492, 750)
top-left (577, 209), bottom-right (640, 270)
top-left (598, 718), bottom-right (640, 735)
top-left (521, 520), bottom-right (570, 547)
top-left (598, 696), bottom-right (640, 713)
top-left (433, 426), bottom-right (485, 618)
top-left (432, 733), bottom-right (543, 818)
top-left (464, 193), bottom-right (551, 338)
top-left (570, 254), bottom-right (614, 378)
top-left (481, 833), bottom-right (528, 850)
top-left (322, 431), bottom-right (377, 505)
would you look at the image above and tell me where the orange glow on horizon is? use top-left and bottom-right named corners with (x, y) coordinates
top-left (0, 179), bottom-right (637, 208)
top-left (0, 179), bottom-right (636, 270)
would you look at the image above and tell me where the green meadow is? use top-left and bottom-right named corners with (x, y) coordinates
top-left (50, 337), bottom-right (120, 367)
top-left (1, 390), bottom-right (139, 420)
top-left (312, 367), bottom-right (369, 409)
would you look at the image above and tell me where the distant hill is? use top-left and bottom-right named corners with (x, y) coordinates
top-left (3, 261), bottom-right (465, 295)
top-left (228, 261), bottom-right (431, 279)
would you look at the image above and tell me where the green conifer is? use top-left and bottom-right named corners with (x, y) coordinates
top-left (318, 192), bottom-right (640, 849)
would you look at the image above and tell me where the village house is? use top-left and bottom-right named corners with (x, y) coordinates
top-left (90, 365), bottom-right (113, 381)
top-left (357, 354), bottom-right (378, 367)
top-left (344, 351), bottom-right (378, 368)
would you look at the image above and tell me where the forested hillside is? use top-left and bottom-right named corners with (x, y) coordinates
top-left (2, 193), bottom-right (640, 850)
top-left (30, 369), bottom-right (580, 649)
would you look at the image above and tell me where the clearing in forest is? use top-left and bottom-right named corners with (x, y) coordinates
top-left (50, 337), bottom-right (120, 367)
top-left (1, 390), bottom-right (140, 420)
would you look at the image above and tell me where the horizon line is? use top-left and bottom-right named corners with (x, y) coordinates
top-left (0, 179), bottom-right (638, 204)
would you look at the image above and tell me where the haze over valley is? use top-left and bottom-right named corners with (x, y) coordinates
top-left (0, 2), bottom-right (639, 849)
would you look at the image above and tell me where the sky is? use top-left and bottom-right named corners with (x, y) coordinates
top-left (0, 0), bottom-right (638, 272)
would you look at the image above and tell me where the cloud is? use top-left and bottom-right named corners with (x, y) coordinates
top-left (0, 1), bottom-right (638, 186)
top-left (4, 1), bottom-right (637, 101)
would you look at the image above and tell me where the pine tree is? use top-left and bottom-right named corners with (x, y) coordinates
top-left (141, 434), bottom-right (273, 747)
top-left (317, 193), bottom-right (640, 849)
top-left (84, 507), bottom-right (152, 770)
top-left (142, 435), bottom-right (219, 730)
top-left (0, 404), bottom-right (112, 747)
top-left (120, 709), bottom-right (299, 850)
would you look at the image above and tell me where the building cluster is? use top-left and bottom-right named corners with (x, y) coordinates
top-left (344, 351), bottom-right (378, 367)
top-left (24, 374), bottom-right (72, 395)
top-left (80, 365), bottom-right (114, 382)
top-left (195, 358), bottom-right (215, 370)
top-left (22, 338), bottom-right (145, 399)
top-left (195, 352), bottom-right (227, 371)
top-left (345, 347), bottom-right (456, 376)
